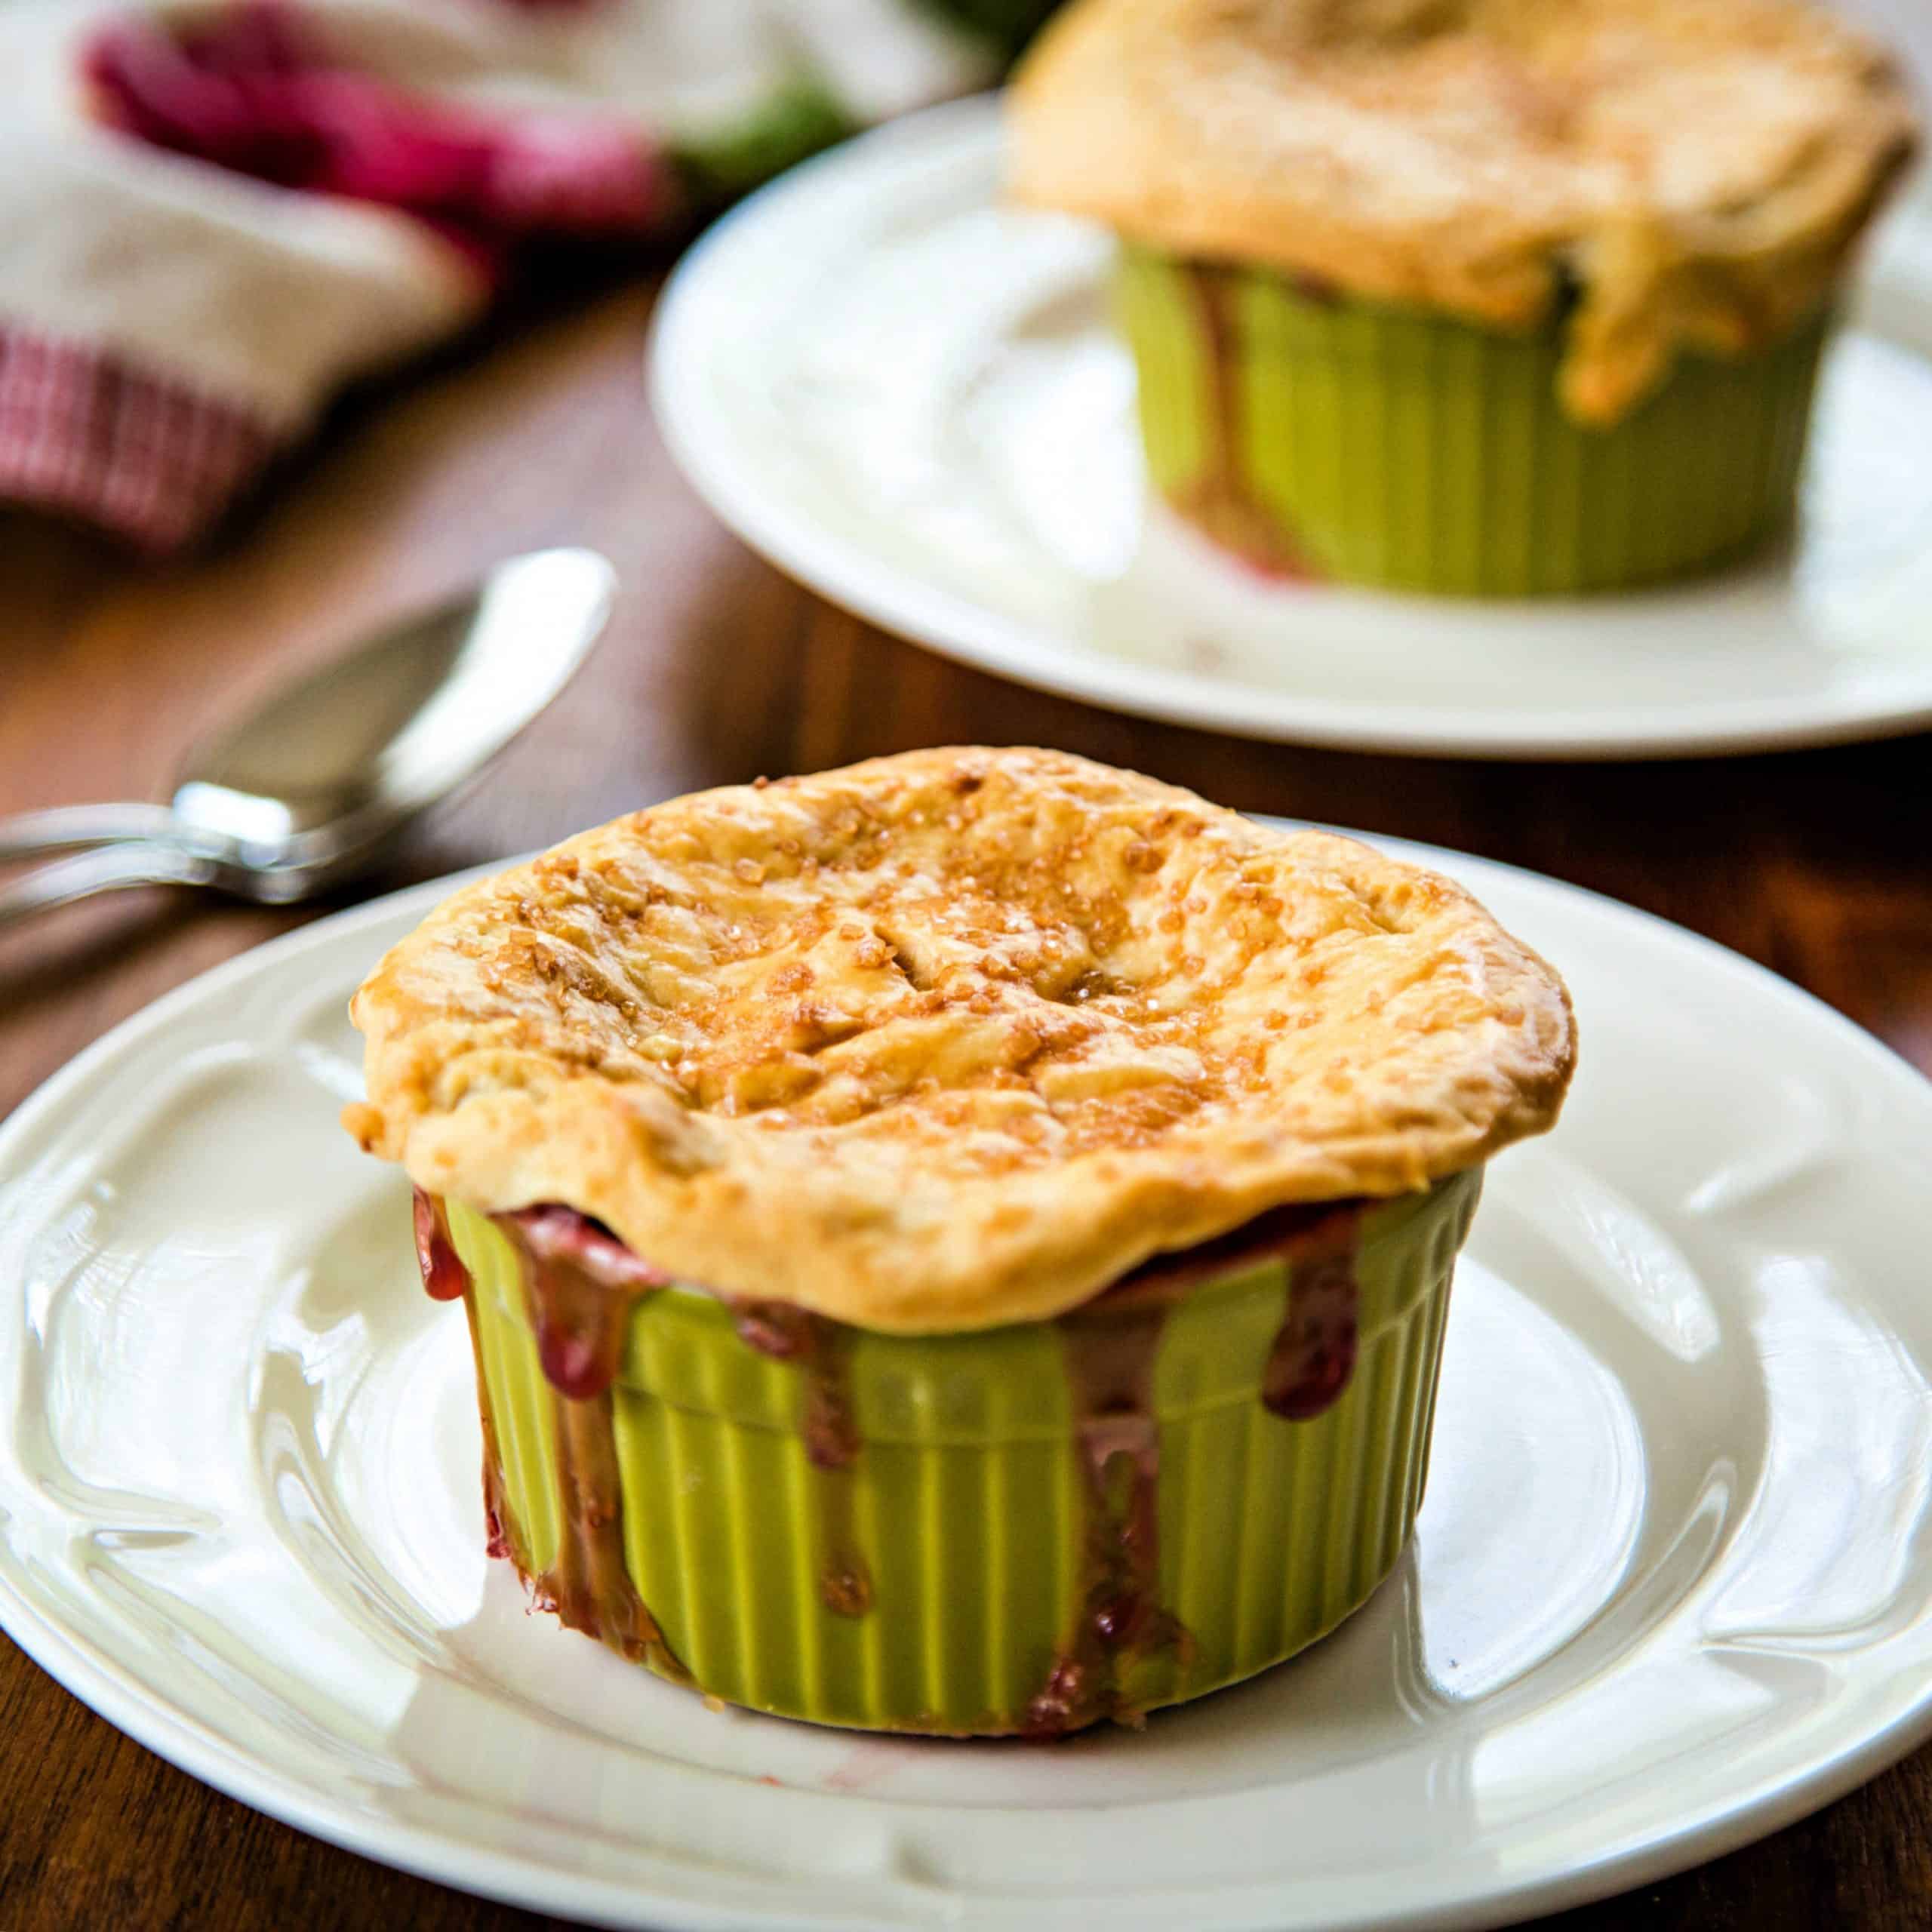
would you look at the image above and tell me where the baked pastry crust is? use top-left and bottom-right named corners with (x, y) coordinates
top-left (1010, 0), bottom-right (1917, 422)
top-left (346, 749), bottom-right (1574, 1332)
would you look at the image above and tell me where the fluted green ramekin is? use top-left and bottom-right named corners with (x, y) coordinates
top-left (444, 1167), bottom-right (1481, 1735)
top-left (1116, 246), bottom-right (1828, 596)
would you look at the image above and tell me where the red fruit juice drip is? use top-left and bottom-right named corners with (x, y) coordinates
top-left (733, 1303), bottom-right (874, 1617)
top-left (509, 1204), bottom-right (669, 1402)
top-left (1023, 1297), bottom-right (1192, 1737)
top-left (1169, 263), bottom-right (1322, 583)
top-left (1263, 1233), bottom-right (1362, 1420)
top-left (409, 1190), bottom-right (687, 1681)
top-left (412, 1188), bottom-right (466, 1300)
top-left (1025, 1200), bottom-right (1365, 1736)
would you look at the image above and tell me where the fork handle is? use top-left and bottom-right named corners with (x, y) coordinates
top-left (0, 844), bottom-right (218, 931)
top-left (0, 803), bottom-right (181, 864)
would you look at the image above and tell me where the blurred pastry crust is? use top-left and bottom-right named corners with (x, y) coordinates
top-left (347, 747), bottom-right (1575, 1331)
top-left (1010, 0), bottom-right (1918, 420)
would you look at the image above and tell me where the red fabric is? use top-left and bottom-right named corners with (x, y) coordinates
top-left (84, 2), bottom-right (676, 278)
top-left (0, 328), bottom-right (273, 551)
top-left (8, 0), bottom-right (679, 549)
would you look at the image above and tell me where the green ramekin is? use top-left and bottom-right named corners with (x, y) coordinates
top-left (444, 1167), bottom-right (1481, 1735)
top-left (1116, 246), bottom-right (1828, 596)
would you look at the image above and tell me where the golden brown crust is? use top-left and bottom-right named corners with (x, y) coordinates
top-left (1010, 0), bottom-right (1918, 422)
top-left (347, 749), bottom-right (1574, 1332)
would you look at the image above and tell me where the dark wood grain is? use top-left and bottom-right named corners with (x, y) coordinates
top-left (2, 272), bottom-right (1930, 1932)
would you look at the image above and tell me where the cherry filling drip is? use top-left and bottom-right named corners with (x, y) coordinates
top-left (1024, 1297), bottom-right (1194, 1738)
top-left (734, 1303), bottom-right (874, 1617)
top-left (509, 1204), bottom-right (669, 1402)
top-left (1165, 264), bottom-right (1321, 583)
top-left (412, 1189), bottom-right (466, 1301)
top-left (1026, 1200), bottom-right (1365, 1736)
top-left (1105, 1197), bottom-right (1361, 1306)
top-left (535, 1373), bottom-right (689, 1678)
top-left (480, 1457), bottom-right (512, 1563)
top-left (1263, 1242), bottom-right (1361, 1420)
top-left (408, 1193), bottom-right (687, 1683)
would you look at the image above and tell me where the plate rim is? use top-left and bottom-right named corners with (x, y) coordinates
top-left (648, 92), bottom-right (1932, 763)
top-left (3, 845), bottom-right (1932, 1931)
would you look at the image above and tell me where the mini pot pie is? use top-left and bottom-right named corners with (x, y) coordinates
top-left (1010, 0), bottom-right (1918, 595)
top-left (345, 748), bottom-right (1575, 1734)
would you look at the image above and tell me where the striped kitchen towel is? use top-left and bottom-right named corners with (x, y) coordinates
top-left (0, 0), bottom-right (1053, 549)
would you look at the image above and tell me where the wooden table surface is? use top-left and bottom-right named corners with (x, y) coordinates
top-left (2, 272), bottom-right (1930, 1932)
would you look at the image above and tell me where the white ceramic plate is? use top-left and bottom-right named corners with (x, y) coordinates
top-left (3, 839), bottom-right (1932, 1932)
top-left (650, 97), bottom-right (1932, 760)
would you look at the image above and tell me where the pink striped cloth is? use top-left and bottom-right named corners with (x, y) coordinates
top-left (0, 329), bottom-right (274, 548)
top-left (0, 0), bottom-right (1035, 549)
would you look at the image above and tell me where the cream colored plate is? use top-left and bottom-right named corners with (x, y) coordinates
top-left (651, 97), bottom-right (1932, 759)
top-left (2, 838), bottom-right (1932, 1930)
